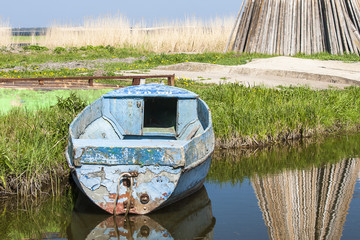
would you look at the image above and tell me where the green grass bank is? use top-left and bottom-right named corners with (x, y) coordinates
top-left (0, 94), bottom-right (87, 196)
top-left (1, 46), bottom-right (359, 80)
top-left (194, 84), bottom-right (360, 148)
top-left (1, 84), bottom-right (360, 196)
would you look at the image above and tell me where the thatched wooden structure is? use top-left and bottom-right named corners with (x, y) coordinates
top-left (226, 0), bottom-right (360, 55)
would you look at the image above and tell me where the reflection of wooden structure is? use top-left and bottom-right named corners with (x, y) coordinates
top-left (229, 0), bottom-right (360, 55)
top-left (252, 158), bottom-right (360, 240)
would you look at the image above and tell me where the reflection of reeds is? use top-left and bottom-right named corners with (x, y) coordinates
top-left (252, 158), bottom-right (360, 240)
top-left (0, 19), bottom-right (11, 47)
top-left (0, 193), bottom-right (72, 239)
top-left (43, 15), bottom-right (234, 52)
top-left (207, 133), bottom-right (360, 184)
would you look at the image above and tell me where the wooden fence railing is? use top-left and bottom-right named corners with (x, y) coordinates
top-left (0, 74), bottom-right (176, 87)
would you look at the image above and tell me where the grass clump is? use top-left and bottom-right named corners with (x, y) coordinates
top-left (0, 46), bottom-right (147, 69)
top-left (0, 93), bottom-right (87, 196)
top-left (22, 45), bottom-right (49, 51)
top-left (191, 84), bottom-right (360, 148)
top-left (294, 52), bottom-right (360, 62)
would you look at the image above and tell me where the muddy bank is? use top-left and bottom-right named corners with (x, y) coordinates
top-left (216, 125), bottom-right (360, 149)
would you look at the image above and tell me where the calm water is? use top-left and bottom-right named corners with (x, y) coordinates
top-left (1, 134), bottom-right (360, 239)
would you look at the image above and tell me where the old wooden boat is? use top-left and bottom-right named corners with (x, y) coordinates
top-left (66, 83), bottom-right (215, 215)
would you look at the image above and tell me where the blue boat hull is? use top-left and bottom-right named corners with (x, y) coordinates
top-left (66, 84), bottom-right (215, 214)
top-left (67, 151), bottom-right (212, 214)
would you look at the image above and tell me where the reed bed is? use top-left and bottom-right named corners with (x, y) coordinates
top-left (0, 94), bottom-right (87, 196)
top-left (43, 15), bottom-right (234, 53)
top-left (0, 20), bottom-right (11, 47)
top-left (192, 84), bottom-right (360, 148)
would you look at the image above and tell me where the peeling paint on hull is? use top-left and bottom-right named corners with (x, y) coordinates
top-left (70, 156), bottom-right (212, 215)
top-left (73, 164), bottom-right (181, 214)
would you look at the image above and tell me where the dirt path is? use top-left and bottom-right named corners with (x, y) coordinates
top-left (119, 56), bottom-right (360, 89)
top-left (2, 56), bottom-right (359, 89)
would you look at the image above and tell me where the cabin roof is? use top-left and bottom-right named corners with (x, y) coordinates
top-left (103, 83), bottom-right (198, 99)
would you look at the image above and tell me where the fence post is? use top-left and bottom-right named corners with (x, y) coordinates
top-left (132, 78), bottom-right (141, 85)
top-left (88, 79), bottom-right (94, 86)
top-left (168, 75), bottom-right (175, 86)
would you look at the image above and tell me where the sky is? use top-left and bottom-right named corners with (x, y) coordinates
top-left (0, 0), bottom-right (242, 28)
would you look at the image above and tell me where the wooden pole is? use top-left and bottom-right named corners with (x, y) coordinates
top-left (224, 0), bottom-right (246, 53)
top-left (231, 0), bottom-right (360, 55)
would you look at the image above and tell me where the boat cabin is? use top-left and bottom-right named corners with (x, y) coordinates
top-left (73, 84), bottom-right (208, 141)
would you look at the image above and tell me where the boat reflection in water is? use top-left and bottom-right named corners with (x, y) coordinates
top-left (67, 186), bottom-right (215, 239)
top-left (252, 158), bottom-right (360, 240)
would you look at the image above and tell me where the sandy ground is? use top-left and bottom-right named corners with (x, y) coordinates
top-left (118, 56), bottom-right (360, 89)
top-left (1, 56), bottom-right (359, 90)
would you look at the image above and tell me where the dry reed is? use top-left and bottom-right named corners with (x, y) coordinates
top-left (43, 15), bottom-right (234, 53)
top-left (0, 19), bottom-right (11, 47)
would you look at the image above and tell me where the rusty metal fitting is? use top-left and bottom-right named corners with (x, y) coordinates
top-left (140, 194), bottom-right (150, 204)
top-left (140, 225), bottom-right (150, 237)
top-left (123, 200), bottom-right (134, 209)
top-left (122, 178), bottom-right (131, 187)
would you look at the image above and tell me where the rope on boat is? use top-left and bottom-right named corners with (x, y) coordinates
top-left (113, 173), bottom-right (133, 216)
top-left (113, 215), bottom-right (135, 240)
top-left (125, 177), bottom-right (133, 217)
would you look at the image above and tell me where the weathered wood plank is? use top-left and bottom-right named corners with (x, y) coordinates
top-left (230, 0), bottom-right (360, 55)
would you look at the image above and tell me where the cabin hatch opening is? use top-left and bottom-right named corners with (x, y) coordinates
top-left (143, 97), bottom-right (177, 135)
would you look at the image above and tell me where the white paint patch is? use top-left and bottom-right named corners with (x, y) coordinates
top-left (134, 176), bottom-right (175, 201)
top-left (79, 175), bottom-right (101, 191)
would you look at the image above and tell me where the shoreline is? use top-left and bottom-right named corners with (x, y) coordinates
top-left (2, 129), bottom-right (360, 196)
top-left (2, 84), bottom-right (360, 195)
top-left (1, 51), bottom-right (360, 196)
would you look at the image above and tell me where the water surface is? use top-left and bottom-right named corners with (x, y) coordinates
top-left (1, 134), bottom-right (359, 239)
